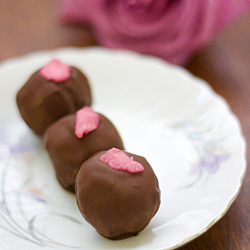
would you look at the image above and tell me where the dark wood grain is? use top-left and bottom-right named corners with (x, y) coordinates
top-left (0, 0), bottom-right (96, 61)
top-left (0, 1), bottom-right (249, 249)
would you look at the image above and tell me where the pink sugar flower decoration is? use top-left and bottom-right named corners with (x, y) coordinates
top-left (100, 148), bottom-right (144, 173)
top-left (39, 58), bottom-right (71, 82)
top-left (75, 107), bottom-right (100, 138)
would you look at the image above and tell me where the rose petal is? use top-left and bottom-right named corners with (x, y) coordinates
top-left (39, 59), bottom-right (71, 82)
top-left (100, 148), bottom-right (144, 173)
top-left (75, 107), bottom-right (100, 138)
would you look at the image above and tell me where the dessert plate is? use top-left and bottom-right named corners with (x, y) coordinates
top-left (0, 47), bottom-right (246, 250)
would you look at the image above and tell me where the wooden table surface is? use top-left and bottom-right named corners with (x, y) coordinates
top-left (0, 1), bottom-right (249, 249)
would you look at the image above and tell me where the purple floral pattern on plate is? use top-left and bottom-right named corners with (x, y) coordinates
top-left (192, 146), bottom-right (231, 174)
top-left (174, 116), bottom-right (232, 188)
top-left (0, 121), bottom-right (82, 248)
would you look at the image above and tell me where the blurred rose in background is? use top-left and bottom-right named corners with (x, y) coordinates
top-left (59, 0), bottom-right (250, 65)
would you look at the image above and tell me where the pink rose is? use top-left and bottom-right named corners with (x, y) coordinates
top-left (59, 0), bottom-right (250, 65)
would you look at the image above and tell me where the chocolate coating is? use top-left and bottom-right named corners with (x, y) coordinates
top-left (16, 67), bottom-right (91, 136)
top-left (75, 151), bottom-right (160, 240)
top-left (44, 113), bottom-right (124, 193)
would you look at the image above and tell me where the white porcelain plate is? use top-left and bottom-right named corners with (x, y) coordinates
top-left (0, 48), bottom-right (246, 250)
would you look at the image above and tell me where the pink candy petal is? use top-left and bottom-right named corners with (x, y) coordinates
top-left (39, 59), bottom-right (71, 82)
top-left (100, 148), bottom-right (144, 173)
top-left (75, 107), bottom-right (100, 138)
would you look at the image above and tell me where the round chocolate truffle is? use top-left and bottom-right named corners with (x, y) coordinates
top-left (75, 148), bottom-right (160, 240)
top-left (44, 108), bottom-right (124, 193)
top-left (16, 59), bottom-right (92, 136)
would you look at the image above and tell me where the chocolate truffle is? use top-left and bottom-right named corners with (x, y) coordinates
top-left (16, 59), bottom-right (92, 136)
top-left (44, 107), bottom-right (124, 193)
top-left (75, 148), bottom-right (160, 240)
